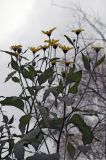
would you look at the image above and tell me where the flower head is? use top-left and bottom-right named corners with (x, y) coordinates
top-left (72, 28), bottom-right (84, 35)
top-left (10, 44), bottom-right (22, 56)
top-left (59, 44), bottom-right (73, 53)
top-left (92, 44), bottom-right (104, 53)
top-left (53, 43), bottom-right (59, 49)
top-left (40, 44), bottom-right (50, 51)
top-left (61, 60), bottom-right (74, 66)
top-left (29, 47), bottom-right (41, 54)
top-left (64, 61), bottom-right (74, 66)
top-left (44, 39), bottom-right (59, 46)
top-left (51, 60), bottom-right (56, 66)
top-left (41, 27), bottom-right (56, 37)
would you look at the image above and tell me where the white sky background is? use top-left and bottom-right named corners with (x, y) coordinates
top-left (0, 0), bottom-right (106, 137)
top-left (0, 0), bottom-right (106, 96)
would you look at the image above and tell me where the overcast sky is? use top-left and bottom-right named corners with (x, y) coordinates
top-left (0, 0), bottom-right (106, 119)
top-left (0, 0), bottom-right (106, 48)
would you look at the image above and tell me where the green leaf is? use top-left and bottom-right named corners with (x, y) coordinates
top-left (26, 86), bottom-right (44, 96)
top-left (38, 105), bottom-right (50, 127)
top-left (0, 97), bottom-right (24, 111)
top-left (22, 68), bottom-right (34, 81)
top-left (19, 114), bottom-right (31, 134)
top-left (78, 145), bottom-right (91, 154)
top-left (9, 115), bottom-right (14, 124)
top-left (48, 76), bottom-right (55, 85)
top-left (20, 114), bottom-right (31, 125)
top-left (38, 105), bottom-right (49, 118)
top-left (95, 55), bottom-right (105, 67)
top-left (43, 88), bottom-right (51, 102)
top-left (28, 65), bottom-right (37, 74)
top-left (58, 96), bottom-right (75, 106)
top-left (40, 118), bottom-right (63, 130)
top-left (26, 153), bottom-right (59, 160)
top-left (3, 115), bottom-right (8, 124)
top-left (82, 53), bottom-right (91, 71)
top-left (14, 142), bottom-right (24, 160)
top-left (11, 58), bottom-right (19, 70)
top-left (66, 70), bottom-right (82, 85)
top-left (0, 140), bottom-right (7, 155)
top-left (5, 71), bottom-right (16, 82)
top-left (22, 127), bottom-right (43, 150)
top-left (56, 79), bottom-right (64, 94)
top-left (69, 114), bottom-right (93, 144)
top-left (71, 71), bottom-right (82, 83)
top-left (8, 139), bottom-right (14, 156)
top-left (64, 35), bottom-right (74, 46)
top-left (0, 125), bottom-right (4, 132)
top-left (27, 87), bottom-right (35, 95)
top-left (82, 130), bottom-right (94, 145)
top-left (12, 76), bottom-right (20, 83)
top-left (22, 127), bottom-right (40, 141)
top-left (43, 87), bottom-right (56, 102)
top-left (38, 67), bottom-right (54, 85)
top-left (65, 68), bottom-right (73, 85)
top-left (67, 142), bottom-right (75, 159)
top-left (69, 83), bottom-right (79, 94)
top-left (0, 50), bottom-right (17, 57)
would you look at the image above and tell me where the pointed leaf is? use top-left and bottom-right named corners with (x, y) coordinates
top-left (5, 71), bottom-right (16, 82)
top-left (58, 96), bottom-right (75, 106)
top-left (14, 142), bottom-right (24, 160)
top-left (71, 71), bottom-right (82, 83)
top-left (38, 67), bottom-right (54, 85)
top-left (9, 115), bottom-right (14, 124)
top-left (40, 118), bottom-right (63, 130)
top-left (22, 68), bottom-right (34, 81)
top-left (0, 50), bottom-right (16, 57)
top-left (3, 115), bottom-right (8, 124)
top-left (95, 55), bottom-right (105, 67)
top-left (69, 83), bottom-right (79, 94)
top-left (56, 79), bottom-right (64, 94)
top-left (0, 97), bottom-right (24, 111)
top-left (67, 142), bottom-right (75, 159)
top-left (26, 153), bottom-right (59, 160)
top-left (82, 53), bottom-right (91, 71)
top-left (11, 58), bottom-right (19, 70)
top-left (64, 35), bottom-right (74, 46)
top-left (8, 139), bottom-right (14, 156)
top-left (19, 114), bottom-right (31, 134)
top-left (69, 114), bottom-right (94, 144)
top-left (12, 76), bottom-right (20, 83)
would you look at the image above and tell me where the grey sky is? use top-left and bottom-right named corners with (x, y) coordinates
top-left (0, 0), bottom-right (106, 121)
top-left (0, 0), bottom-right (106, 95)
top-left (0, 0), bottom-right (106, 48)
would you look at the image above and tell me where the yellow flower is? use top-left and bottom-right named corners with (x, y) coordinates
top-left (41, 27), bottom-right (56, 37)
top-left (72, 28), bottom-right (84, 35)
top-left (64, 61), bottom-right (74, 66)
top-left (92, 45), bottom-right (104, 53)
top-left (44, 39), bottom-right (59, 46)
top-left (53, 43), bottom-right (59, 49)
top-left (29, 47), bottom-right (41, 54)
top-left (61, 60), bottom-right (74, 66)
top-left (40, 44), bottom-right (50, 51)
top-left (10, 44), bottom-right (22, 54)
top-left (59, 44), bottom-right (73, 53)
top-left (51, 60), bottom-right (56, 66)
